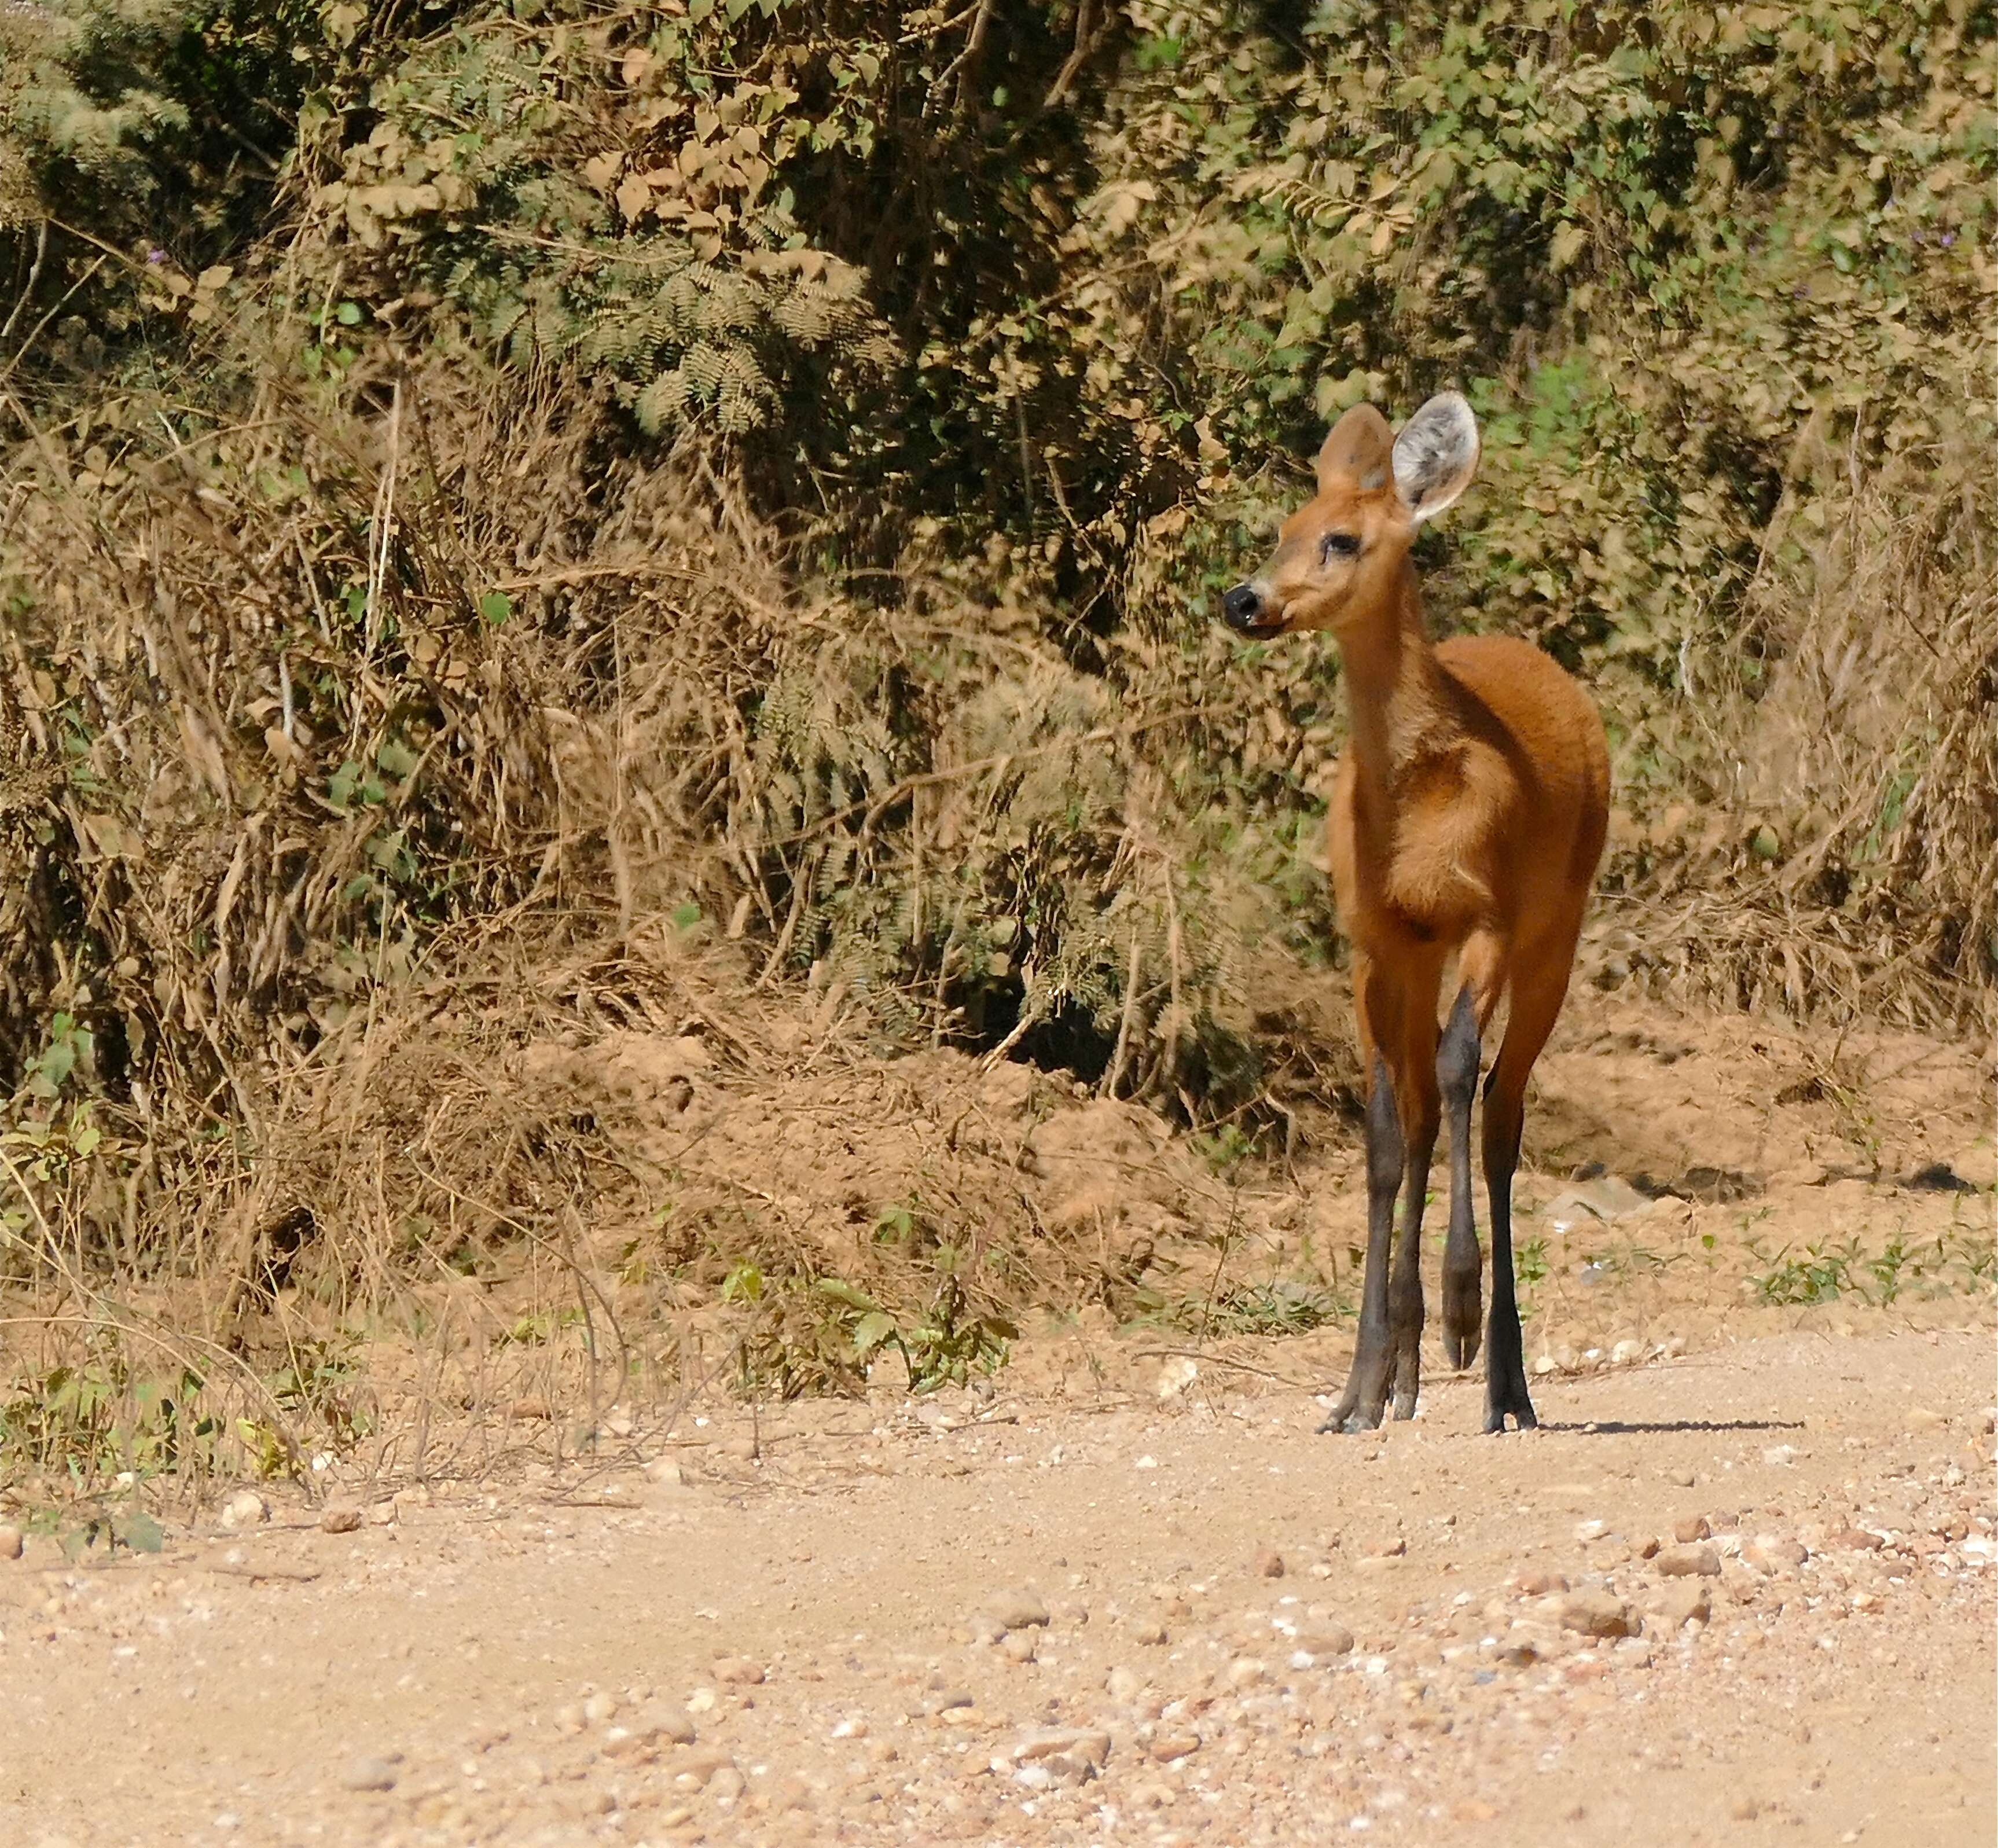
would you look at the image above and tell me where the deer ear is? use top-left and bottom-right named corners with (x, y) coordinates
top-left (1316, 403), bottom-right (1393, 494)
top-left (1391, 392), bottom-right (1480, 524)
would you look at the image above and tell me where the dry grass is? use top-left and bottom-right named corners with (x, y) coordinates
top-left (1599, 446), bottom-right (1995, 1037)
top-left (0, 346), bottom-right (1988, 1512)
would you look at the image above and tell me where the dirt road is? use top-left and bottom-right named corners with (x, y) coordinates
top-left (7, 1324), bottom-right (1992, 1848)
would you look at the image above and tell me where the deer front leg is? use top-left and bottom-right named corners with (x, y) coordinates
top-left (1319, 1055), bottom-right (1402, 1434)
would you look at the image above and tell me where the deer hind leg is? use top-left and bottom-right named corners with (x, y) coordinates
top-left (1438, 932), bottom-right (1508, 1371)
top-left (1481, 919), bottom-right (1581, 1434)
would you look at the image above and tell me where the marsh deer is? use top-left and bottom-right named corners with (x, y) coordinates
top-left (1221, 392), bottom-right (1608, 1433)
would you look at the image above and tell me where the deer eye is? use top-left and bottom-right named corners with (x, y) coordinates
top-left (1320, 532), bottom-right (1361, 563)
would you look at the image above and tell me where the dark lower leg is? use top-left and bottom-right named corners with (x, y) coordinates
top-left (1387, 1134), bottom-right (1436, 1420)
top-left (1320, 1057), bottom-right (1402, 1434)
top-left (1482, 1082), bottom-right (1536, 1433)
top-left (1437, 985), bottom-right (1482, 1370)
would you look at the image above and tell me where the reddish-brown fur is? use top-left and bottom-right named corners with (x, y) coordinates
top-left (1221, 395), bottom-right (1608, 1431)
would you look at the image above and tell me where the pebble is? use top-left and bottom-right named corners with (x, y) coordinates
top-left (1106, 1666), bottom-right (1144, 1701)
top-left (0, 1524), bottom-right (21, 1560)
top-left (708, 1765), bottom-right (746, 1803)
top-left (365, 1502), bottom-right (397, 1528)
top-left (712, 1657), bottom-right (765, 1685)
top-left (1011, 1727), bottom-right (1111, 1768)
top-left (671, 1747), bottom-right (737, 1790)
top-left (1656, 1544), bottom-right (1722, 1578)
top-left (1298, 1623), bottom-right (1356, 1658)
top-left (980, 1588), bottom-right (1050, 1631)
top-left (582, 1692), bottom-right (619, 1724)
top-left (1253, 1546), bottom-right (1285, 1578)
top-left (1226, 1656), bottom-right (1269, 1688)
top-left (1673, 1516), bottom-right (1712, 1543)
top-left (1132, 1620), bottom-right (1168, 1646)
top-left (1558, 1590), bottom-right (1637, 1638)
top-left (1515, 1570), bottom-right (1568, 1596)
top-left (1830, 1527), bottom-right (1884, 1552)
top-left (319, 1506), bottom-right (362, 1535)
top-left (219, 1490), bottom-right (269, 1530)
top-left (1150, 1732), bottom-right (1200, 1762)
top-left (340, 1758), bottom-right (399, 1793)
top-left (1001, 1630), bottom-right (1038, 1665)
top-left (1654, 1582), bottom-right (1712, 1627)
top-left (645, 1457), bottom-right (686, 1488)
top-left (1744, 1537), bottom-right (1808, 1574)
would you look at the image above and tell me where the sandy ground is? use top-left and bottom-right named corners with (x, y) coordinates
top-left (6, 1321), bottom-right (1993, 1848)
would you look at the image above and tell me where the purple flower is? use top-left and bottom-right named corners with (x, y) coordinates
top-left (146, 247), bottom-right (167, 265)
top-left (1941, 231), bottom-right (1956, 247)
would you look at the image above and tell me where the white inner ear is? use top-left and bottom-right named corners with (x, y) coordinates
top-left (1391, 392), bottom-right (1481, 524)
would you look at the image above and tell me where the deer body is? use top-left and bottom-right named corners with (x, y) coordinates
top-left (1222, 395), bottom-right (1608, 1432)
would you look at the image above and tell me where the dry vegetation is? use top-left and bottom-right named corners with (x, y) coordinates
top-left (0, 0), bottom-right (1990, 1517)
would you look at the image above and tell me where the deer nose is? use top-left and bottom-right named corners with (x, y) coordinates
top-left (1221, 583), bottom-right (1263, 629)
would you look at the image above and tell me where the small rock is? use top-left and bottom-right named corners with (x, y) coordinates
top-left (1905, 1407), bottom-right (1945, 1432)
top-left (1744, 1537), bottom-right (1808, 1574)
top-left (645, 1457), bottom-right (685, 1488)
top-left (1557, 1590), bottom-right (1636, 1638)
top-left (1298, 1623), bottom-right (1355, 1658)
top-left (1001, 1630), bottom-right (1037, 1665)
top-left (708, 1765), bottom-right (746, 1803)
top-left (1673, 1516), bottom-right (1711, 1544)
top-left (1012, 1728), bottom-right (1111, 1769)
top-left (583, 1692), bottom-right (619, 1725)
top-left (1105, 1666), bottom-right (1143, 1702)
top-left (219, 1490), bottom-right (269, 1530)
top-left (1830, 1527), bottom-right (1883, 1552)
top-left (1656, 1544), bottom-right (1721, 1578)
top-left (319, 1506), bottom-right (363, 1535)
top-left (1515, 1570), bottom-right (1568, 1596)
top-left (712, 1657), bottom-right (765, 1686)
top-left (1226, 1657), bottom-right (1268, 1689)
top-left (1610, 1339), bottom-right (1645, 1366)
top-left (1655, 1582), bottom-right (1711, 1627)
top-left (1667, 1467), bottom-right (1696, 1487)
top-left (1253, 1546), bottom-right (1285, 1579)
top-left (1155, 1357), bottom-right (1199, 1400)
top-left (365, 1501), bottom-right (397, 1528)
top-left (981, 1588), bottom-right (1050, 1630)
top-left (0, 1524), bottom-right (21, 1560)
top-left (340, 1758), bottom-right (398, 1794)
top-left (671, 1746), bottom-right (737, 1790)
top-left (1731, 1797), bottom-right (1761, 1822)
top-left (1132, 1619), bottom-right (1168, 1646)
top-left (1150, 1733), bottom-right (1200, 1763)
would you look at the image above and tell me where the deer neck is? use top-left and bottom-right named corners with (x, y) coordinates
top-left (1339, 562), bottom-right (1457, 817)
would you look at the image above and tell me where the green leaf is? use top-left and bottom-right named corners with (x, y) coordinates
top-left (115, 1509), bottom-right (165, 1553)
top-left (477, 590), bottom-right (512, 628)
top-left (851, 1310), bottom-right (897, 1355)
top-left (814, 1278), bottom-right (877, 1311)
top-left (335, 300), bottom-right (363, 326)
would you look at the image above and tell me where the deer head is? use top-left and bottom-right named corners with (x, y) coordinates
top-left (1221, 392), bottom-right (1481, 637)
